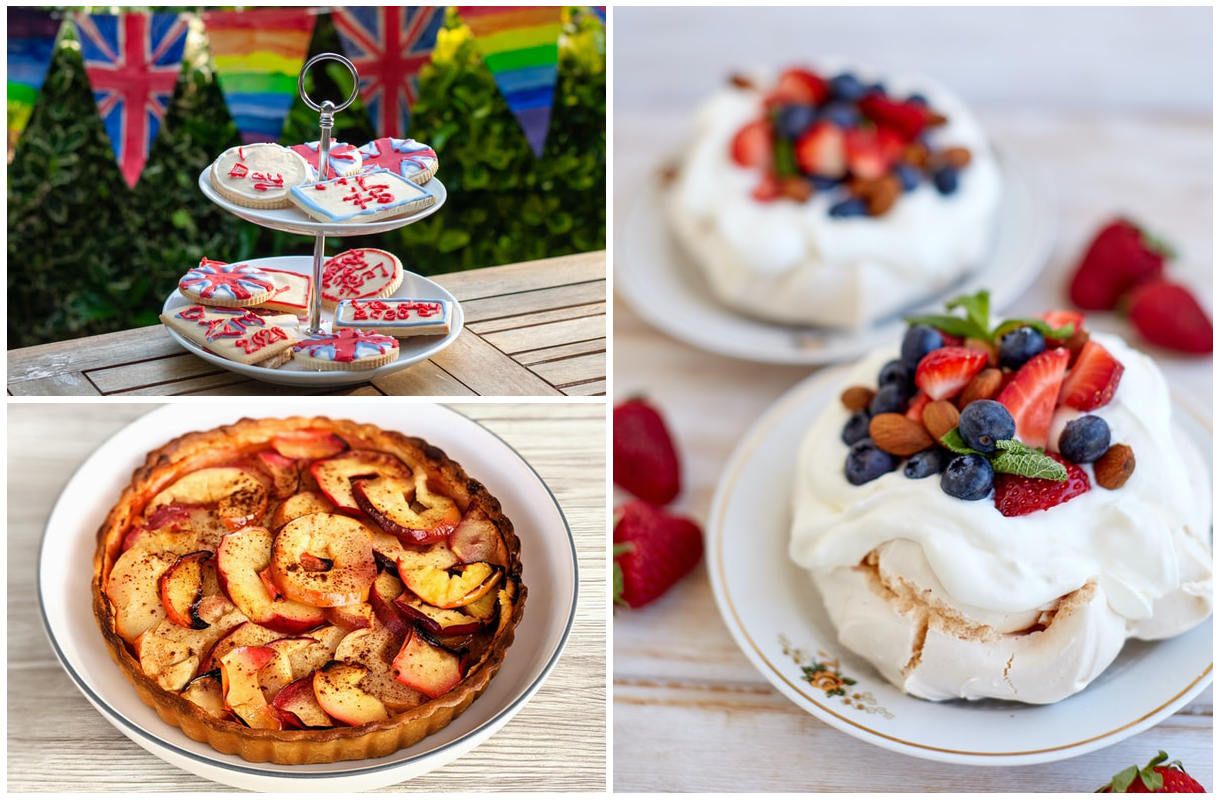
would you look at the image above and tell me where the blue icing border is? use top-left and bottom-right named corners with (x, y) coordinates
top-left (335, 298), bottom-right (451, 329)
top-left (289, 168), bottom-right (434, 223)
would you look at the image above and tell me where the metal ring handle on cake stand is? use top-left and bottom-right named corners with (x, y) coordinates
top-left (297, 53), bottom-right (360, 334)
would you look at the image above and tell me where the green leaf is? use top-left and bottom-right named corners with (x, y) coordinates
top-left (991, 318), bottom-right (1075, 341)
top-left (939, 428), bottom-right (984, 455)
top-left (902, 313), bottom-right (987, 341)
top-left (945, 290), bottom-right (991, 335)
top-left (991, 439), bottom-right (1068, 481)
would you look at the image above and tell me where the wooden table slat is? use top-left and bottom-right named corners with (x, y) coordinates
top-left (481, 315), bottom-right (607, 357)
top-left (515, 337), bottom-right (607, 366)
top-left (460, 281), bottom-right (606, 325)
top-left (427, 333), bottom-right (563, 396)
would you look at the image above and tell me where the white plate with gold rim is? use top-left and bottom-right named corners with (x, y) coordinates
top-left (707, 365), bottom-right (1212, 765)
top-left (38, 403), bottom-right (577, 791)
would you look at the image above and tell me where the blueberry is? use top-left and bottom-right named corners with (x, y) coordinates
top-left (845, 438), bottom-right (899, 485)
top-left (877, 358), bottom-right (913, 390)
top-left (810, 175), bottom-right (842, 191)
top-left (958, 400), bottom-right (1016, 453)
top-left (932, 165), bottom-right (959, 195)
top-left (817, 99), bottom-right (859, 129)
top-left (900, 324), bottom-right (944, 370)
top-left (868, 382), bottom-right (908, 416)
top-left (907, 92), bottom-right (928, 106)
top-left (904, 448), bottom-right (948, 479)
top-left (1058, 415), bottom-right (1111, 463)
top-left (828, 197), bottom-right (868, 218)
top-left (828, 73), bottom-right (866, 102)
top-left (841, 410), bottom-right (872, 445)
top-left (940, 454), bottom-right (995, 500)
top-left (864, 81), bottom-right (887, 97)
top-left (998, 326), bottom-right (1046, 370)
top-left (777, 104), bottom-right (818, 139)
top-left (892, 162), bottom-right (922, 192)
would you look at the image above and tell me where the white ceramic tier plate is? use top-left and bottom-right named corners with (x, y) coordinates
top-left (161, 255), bottom-right (464, 387)
top-left (616, 147), bottom-right (1053, 365)
top-left (38, 403), bottom-right (578, 791)
top-left (707, 366), bottom-right (1212, 765)
top-left (198, 169), bottom-right (446, 236)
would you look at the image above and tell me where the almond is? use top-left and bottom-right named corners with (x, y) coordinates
top-left (840, 385), bottom-right (875, 412)
top-left (963, 338), bottom-right (998, 367)
top-left (1065, 327), bottom-right (1090, 366)
top-left (868, 413), bottom-right (933, 456)
top-left (921, 400), bottom-right (960, 443)
top-left (938, 146), bottom-right (973, 169)
top-left (959, 368), bottom-right (1003, 407)
top-left (866, 175), bottom-right (902, 216)
top-left (1094, 443), bottom-right (1135, 490)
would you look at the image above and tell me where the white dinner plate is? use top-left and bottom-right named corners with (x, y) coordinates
top-left (38, 403), bottom-right (578, 791)
top-left (616, 147), bottom-right (1053, 365)
top-left (161, 255), bottom-right (464, 387)
top-left (707, 367), bottom-right (1212, 765)
top-left (197, 170), bottom-right (447, 236)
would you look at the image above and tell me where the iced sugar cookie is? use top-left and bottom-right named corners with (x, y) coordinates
top-left (319, 248), bottom-right (404, 307)
top-left (333, 298), bottom-right (451, 338)
top-left (357, 137), bottom-right (439, 185)
top-left (160, 305), bottom-right (298, 366)
top-left (210, 143), bottom-right (311, 208)
top-left (292, 328), bottom-right (399, 371)
top-left (289, 140), bottom-right (362, 178)
top-left (179, 258), bottom-right (277, 307)
top-left (288, 169), bottom-right (436, 224)
top-left (256, 268), bottom-right (313, 316)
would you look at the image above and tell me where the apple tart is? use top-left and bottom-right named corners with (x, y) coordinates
top-left (91, 417), bottom-right (525, 764)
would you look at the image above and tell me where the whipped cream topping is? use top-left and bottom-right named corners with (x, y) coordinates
top-left (668, 66), bottom-right (1003, 328)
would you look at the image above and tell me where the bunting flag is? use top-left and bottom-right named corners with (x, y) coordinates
top-left (76, 12), bottom-right (189, 186)
top-left (590, 7), bottom-right (607, 24)
top-left (202, 8), bottom-right (316, 144)
top-left (7, 8), bottom-right (62, 149)
top-left (457, 6), bottom-right (564, 157)
top-left (332, 6), bottom-right (445, 138)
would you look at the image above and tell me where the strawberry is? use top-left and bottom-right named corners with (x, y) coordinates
top-left (1068, 219), bottom-right (1170, 310)
top-left (1126, 279), bottom-right (1213, 355)
top-left (843, 126), bottom-right (903, 180)
top-left (1040, 309), bottom-right (1085, 344)
top-left (913, 347), bottom-right (988, 401)
top-left (858, 93), bottom-right (931, 141)
top-left (773, 67), bottom-right (829, 104)
top-left (904, 391), bottom-right (932, 423)
top-left (1058, 339), bottom-right (1124, 411)
top-left (614, 398), bottom-right (681, 504)
top-left (730, 119), bottom-right (772, 169)
top-left (795, 121), bottom-right (846, 178)
top-left (613, 501), bottom-right (703, 608)
top-left (1098, 751), bottom-right (1206, 793)
top-left (995, 347), bottom-right (1070, 448)
top-left (993, 452), bottom-right (1090, 516)
top-left (751, 172), bottom-right (782, 202)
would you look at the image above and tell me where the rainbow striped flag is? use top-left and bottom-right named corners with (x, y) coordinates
top-left (8, 8), bottom-right (61, 149)
top-left (457, 6), bottom-right (564, 157)
top-left (201, 8), bottom-right (316, 144)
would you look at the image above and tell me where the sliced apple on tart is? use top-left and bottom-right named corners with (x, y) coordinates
top-left (253, 450), bottom-right (300, 499)
top-left (352, 473), bottom-right (460, 545)
top-left (449, 505), bottom-right (510, 567)
top-left (146, 467), bottom-right (270, 532)
top-left (313, 660), bottom-right (390, 725)
top-left (334, 625), bottom-right (428, 712)
top-left (272, 675), bottom-right (334, 729)
top-left (268, 513), bottom-right (376, 608)
top-left (397, 558), bottom-right (501, 610)
top-left (394, 592), bottom-right (485, 635)
top-left (216, 526), bottom-right (326, 634)
top-left (159, 550), bottom-right (215, 630)
top-left (136, 595), bottom-right (246, 691)
top-left (368, 570), bottom-right (411, 637)
top-left (271, 429), bottom-right (348, 461)
top-left (310, 450), bottom-right (412, 514)
top-left (391, 624), bottom-right (466, 700)
top-left (181, 671), bottom-right (227, 719)
top-left (219, 645), bottom-right (282, 729)
top-left (269, 490), bottom-right (336, 531)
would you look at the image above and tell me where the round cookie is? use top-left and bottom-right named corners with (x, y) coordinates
top-left (292, 328), bottom-right (399, 371)
top-left (210, 143), bottom-right (311, 208)
top-left (179, 258), bottom-right (277, 307)
top-left (357, 137), bottom-right (438, 185)
top-left (289, 140), bottom-right (362, 179)
top-left (319, 247), bottom-right (404, 308)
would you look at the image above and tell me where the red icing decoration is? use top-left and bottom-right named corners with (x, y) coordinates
top-left (321, 250), bottom-right (398, 300)
top-left (235, 327), bottom-right (288, 354)
top-left (351, 300), bottom-right (443, 321)
top-left (339, 174), bottom-right (395, 209)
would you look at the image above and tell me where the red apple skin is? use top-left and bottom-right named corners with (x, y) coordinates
top-left (352, 477), bottom-right (455, 546)
top-left (309, 451), bottom-right (411, 514)
top-left (448, 507), bottom-right (510, 567)
top-left (272, 675), bottom-right (334, 729)
top-left (159, 550), bottom-right (213, 629)
top-left (393, 593), bottom-right (484, 636)
top-left (215, 528), bottom-right (327, 635)
top-left (255, 451), bottom-right (300, 499)
top-left (368, 571), bottom-right (411, 638)
top-left (271, 430), bottom-right (349, 461)
top-left (391, 625), bottom-right (464, 700)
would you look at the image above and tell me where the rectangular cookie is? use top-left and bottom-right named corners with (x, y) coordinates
top-left (332, 298), bottom-right (452, 338)
top-left (161, 305), bottom-right (299, 366)
top-left (257, 268), bottom-right (312, 315)
top-left (288, 168), bottom-right (436, 224)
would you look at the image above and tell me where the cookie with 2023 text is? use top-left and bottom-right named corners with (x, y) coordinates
top-left (287, 169), bottom-right (436, 224)
top-left (334, 298), bottom-right (452, 338)
top-left (160, 305), bottom-right (299, 366)
top-left (179, 258), bottom-right (278, 308)
top-left (357, 137), bottom-right (439, 185)
top-left (289, 140), bottom-right (362, 179)
top-left (292, 328), bottom-right (400, 371)
top-left (209, 143), bottom-right (311, 209)
top-left (319, 248), bottom-right (404, 308)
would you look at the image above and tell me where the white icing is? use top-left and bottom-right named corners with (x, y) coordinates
top-left (334, 298), bottom-right (450, 332)
top-left (211, 144), bottom-right (310, 202)
top-left (289, 169), bottom-right (434, 223)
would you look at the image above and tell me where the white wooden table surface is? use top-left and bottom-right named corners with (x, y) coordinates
top-left (612, 6), bottom-right (1212, 793)
top-left (8, 402), bottom-right (607, 792)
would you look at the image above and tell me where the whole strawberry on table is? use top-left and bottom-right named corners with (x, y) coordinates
top-left (1098, 751), bottom-right (1206, 793)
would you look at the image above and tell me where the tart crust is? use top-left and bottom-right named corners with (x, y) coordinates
top-left (92, 416), bottom-right (526, 765)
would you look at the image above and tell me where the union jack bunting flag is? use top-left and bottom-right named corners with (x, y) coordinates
top-left (332, 6), bottom-right (445, 138)
top-left (76, 12), bottom-right (188, 187)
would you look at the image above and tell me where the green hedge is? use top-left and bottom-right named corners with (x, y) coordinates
top-left (7, 7), bottom-right (605, 348)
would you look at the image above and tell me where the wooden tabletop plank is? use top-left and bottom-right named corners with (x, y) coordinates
top-left (527, 352), bottom-right (606, 388)
top-left (468, 302), bottom-right (606, 335)
top-left (515, 338), bottom-right (607, 366)
top-left (427, 333), bottom-right (563, 396)
top-left (460, 282), bottom-right (605, 325)
top-left (434, 252), bottom-right (605, 299)
top-left (371, 359), bottom-right (478, 396)
top-left (480, 315), bottom-right (605, 356)
top-left (560, 378), bottom-right (606, 396)
top-left (87, 353), bottom-right (224, 394)
top-left (8, 373), bottom-right (102, 396)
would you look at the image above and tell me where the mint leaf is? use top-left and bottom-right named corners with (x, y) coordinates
top-left (939, 428), bottom-right (983, 455)
top-left (945, 290), bottom-right (991, 337)
top-left (991, 439), bottom-right (1068, 481)
top-left (991, 318), bottom-right (1075, 341)
top-left (902, 313), bottom-right (986, 341)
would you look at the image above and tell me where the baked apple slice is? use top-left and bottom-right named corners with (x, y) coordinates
top-left (311, 450), bottom-right (413, 514)
top-left (398, 560), bottom-right (501, 610)
top-left (368, 570), bottom-right (410, 637)
top-left (394, 541), bottom-right (460, 573)
top-left (201, 620), bottom-right (282, 673)
top-left (254, 450), bottom-right (300, 499)
top-left (391, 624), bottom-right (465, 700)
top-left (268, 513), bottom-right (376, 608)
top-left (272, 675), bottom-right (334, 728)
top-left (146, 467), bottom-right (269, 531)
top-left (334, 625), bottom-right (428, 712)
top-left (324, 601), bottom-right (376, 631)
top-left (461, 585), bottom-right (501, 625)
top-left (271, 429), bottom-right (348, 461)
top-left (448, 505), bottom-right (510, 567)
top-left (259, 636), bottom-right (319, 699)
top-left (313, 660), bottom-right (390, 725)
top-left (219, 645), bottom-right (282, 729)
top-left (394, 592), bottom-right (485, 635)
top-left (136, 595), bottom-right (246, 691)
top-left (160, 550), bottom-right (214, 629)
top-left (216, 527), bottom-right (326, 634)
top-left (269, 490), bottom-right (335, 530)
top-left (181, 671), bottom-right (227, 719)
top-left (106, 546), bottom-right (180, 643)
top-left (352, 474), bottom-right (460, 545)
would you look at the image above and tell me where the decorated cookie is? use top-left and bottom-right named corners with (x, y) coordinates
top-left (160, 305), bottom-right (298, 366)
top-left (289, 140), bottom-right (362, 179)
top-left (209, 143), bottom-right (311, 208)
top-left (179, 258), bottom-right (277, 307)
top-left (319, 248), bottom-right (404, 307)
top-left (292, 328), bottom-right (399, 371)
top-left (256, 268), bottom-right (313, 316)
top-left (288, 169), bottom-right (436, 224)
top-left (357, 137), bottom-right (439, 185)
top-left (334, 298), bottom-right (452, 338)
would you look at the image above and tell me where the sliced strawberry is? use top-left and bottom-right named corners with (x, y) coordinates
top-left (730, 119), bottom-right (773, 169)
top-left (914, 347), bottom-right (988, 402)
top-left (858, 94), bottom-right (931, 141)
top-left (794, 121), bottom-right (845, 178)
top-left (993, 453), bottom-right (1090, 517)
top-left (1126, 279), bottom-right (1213, 355)
top-left (1040, 309), bottom-right (1085, 346)
top-left (843, 126), bottom-right (903, 180)
top-left (1068, 219), bottom-right (1169, 310)
top-left (751, 172), bottom-right (782, 201)
top-left (774, 67), bottom-right (829, 104)
top-left (995, 347), bottom-right (1070, 448)
top-left (1058, 339), bottom-right (1124, 411)
top-left (904, 391), bottom-right (932, 423)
